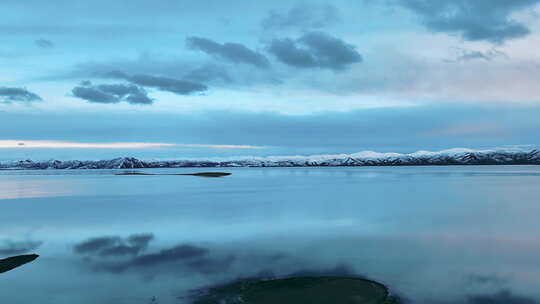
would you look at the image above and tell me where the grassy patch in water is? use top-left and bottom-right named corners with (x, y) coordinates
top-left (0, 254), bottom-right (39, 274)
top-left (115, 172), bottom-right (231, 177)
top-left (190, 276), bottom-right (398, 304)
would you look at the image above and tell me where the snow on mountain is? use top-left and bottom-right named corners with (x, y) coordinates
top-left (1, 149), bottom-right (539, 170)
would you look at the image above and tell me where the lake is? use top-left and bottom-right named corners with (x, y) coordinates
top-left (1, 166), bottom-right (539, 304)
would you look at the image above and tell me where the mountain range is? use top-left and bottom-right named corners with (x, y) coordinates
top-left (1, 149), bottom-right (539, 169)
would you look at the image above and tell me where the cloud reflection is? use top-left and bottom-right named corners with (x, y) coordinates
top-left (74, 234), bottom-right (154, 257)
top-left (465, 290), bottom-right (538, 304)
top-left (0, 240), bottom-right (42, 256)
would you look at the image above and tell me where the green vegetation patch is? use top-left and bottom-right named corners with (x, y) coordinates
top-left (191, 276), bottom-right (396, 304)
top-left (0, 254), bottom-right (39, 274)
top-left (115, 172), bottom-right (231, 177)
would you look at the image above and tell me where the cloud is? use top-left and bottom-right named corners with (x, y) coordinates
top-left (447, 48), bottom-right (508, 62)
top-left (71, 81), bottom-right (153, 104)
top-left (0, 140), bottom-right (264, 150)
top-left (267, 32), bottom-right (362, 70)
top-left (184, 64), bottom-right (232, 83)
top-left (0, 24), bottom-right (167, 39)
top-left (0, 140), bottom-right (175, 149)
top-left (186, 37), bottom-right (270, 68)
top-left (53, 57), bottom-right (261, 90)
top-left (1, 105), bottom-right (539, 160)
top-left (0, 240), bottom-right (43, 256)
top-left (466, 290), bottom-right (538, 304)
top-left (51, 53), bottom-right (279, 92)
top-left (261, 4), bottom-right (341, 31)
top-left (127, 234), bottom-right (155, 250)
top-left (74, 234), bottom-right (154, 257)
top-left (396, 0), bottom-right (540, 44)
top-left (0, 87), bottom-right (42, 103)
top-left (35, 38), bottom-right (54, 48)
top-left (105, 71), bottom-right (208, 95)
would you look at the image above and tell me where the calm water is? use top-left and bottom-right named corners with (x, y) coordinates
top-left (1, 166), bottom-right (539, 304)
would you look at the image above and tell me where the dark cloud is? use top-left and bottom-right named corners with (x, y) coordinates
top-left (268, 32), bottom-right (362, 71)
top-left (0, 240), bottom-right (43, 256)
top-left (127, 234), bottom-right (154, 250)
top-left (183, 64), bottom-right (232, 83)
top-left (35, 38), bottom-right (53, 48)
top-left (105, 71), bottom-right (208, 95)
top-left (71, 81), bottom-right (153, 104)
top-left (74, 234), bottom-right (154, 256)
top-left (466, 290), bottom-right (538, 304)
top-left (0, 87), bottom-right (42, 103)
top-left (186, 37), bottom-right (270, 68)
top-left (397, 0), bottom-right (540, 44)
top-left (261, 4), bottom-right (341, 31)
top-left (51, 54), bottom-right (277, 91)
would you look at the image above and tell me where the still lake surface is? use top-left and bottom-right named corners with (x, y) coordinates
top-left (0, 166), bottom-right (539, 304)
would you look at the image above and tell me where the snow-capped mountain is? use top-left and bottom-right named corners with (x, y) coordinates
top-left (1, 149), bottom-right (539, 169)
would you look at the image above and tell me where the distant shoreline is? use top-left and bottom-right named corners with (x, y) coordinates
top-left (1, 150), bottom-right (539, 170)
top-left (1, 163), bottom-right (540, 171)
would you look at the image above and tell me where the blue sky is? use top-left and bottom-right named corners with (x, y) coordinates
top-left (1, 0), bottom-right (540, 160)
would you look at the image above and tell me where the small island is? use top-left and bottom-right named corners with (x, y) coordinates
top-left (0, 254), bottom-right (39, 274)
top-left (115, 172), bottom-right (232, 177)
top-left (190, 276), bottom-right (399, 304)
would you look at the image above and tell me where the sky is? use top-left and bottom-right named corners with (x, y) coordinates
top-left (1, 0), bottom-right (540, 160)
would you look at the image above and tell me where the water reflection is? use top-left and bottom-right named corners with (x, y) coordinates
top-left (0, 166), bottom-right (539, 303)
top-left (0, 178), bottom-right (77, 199)
top-left (0, 240), bottom-right (42, 256)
